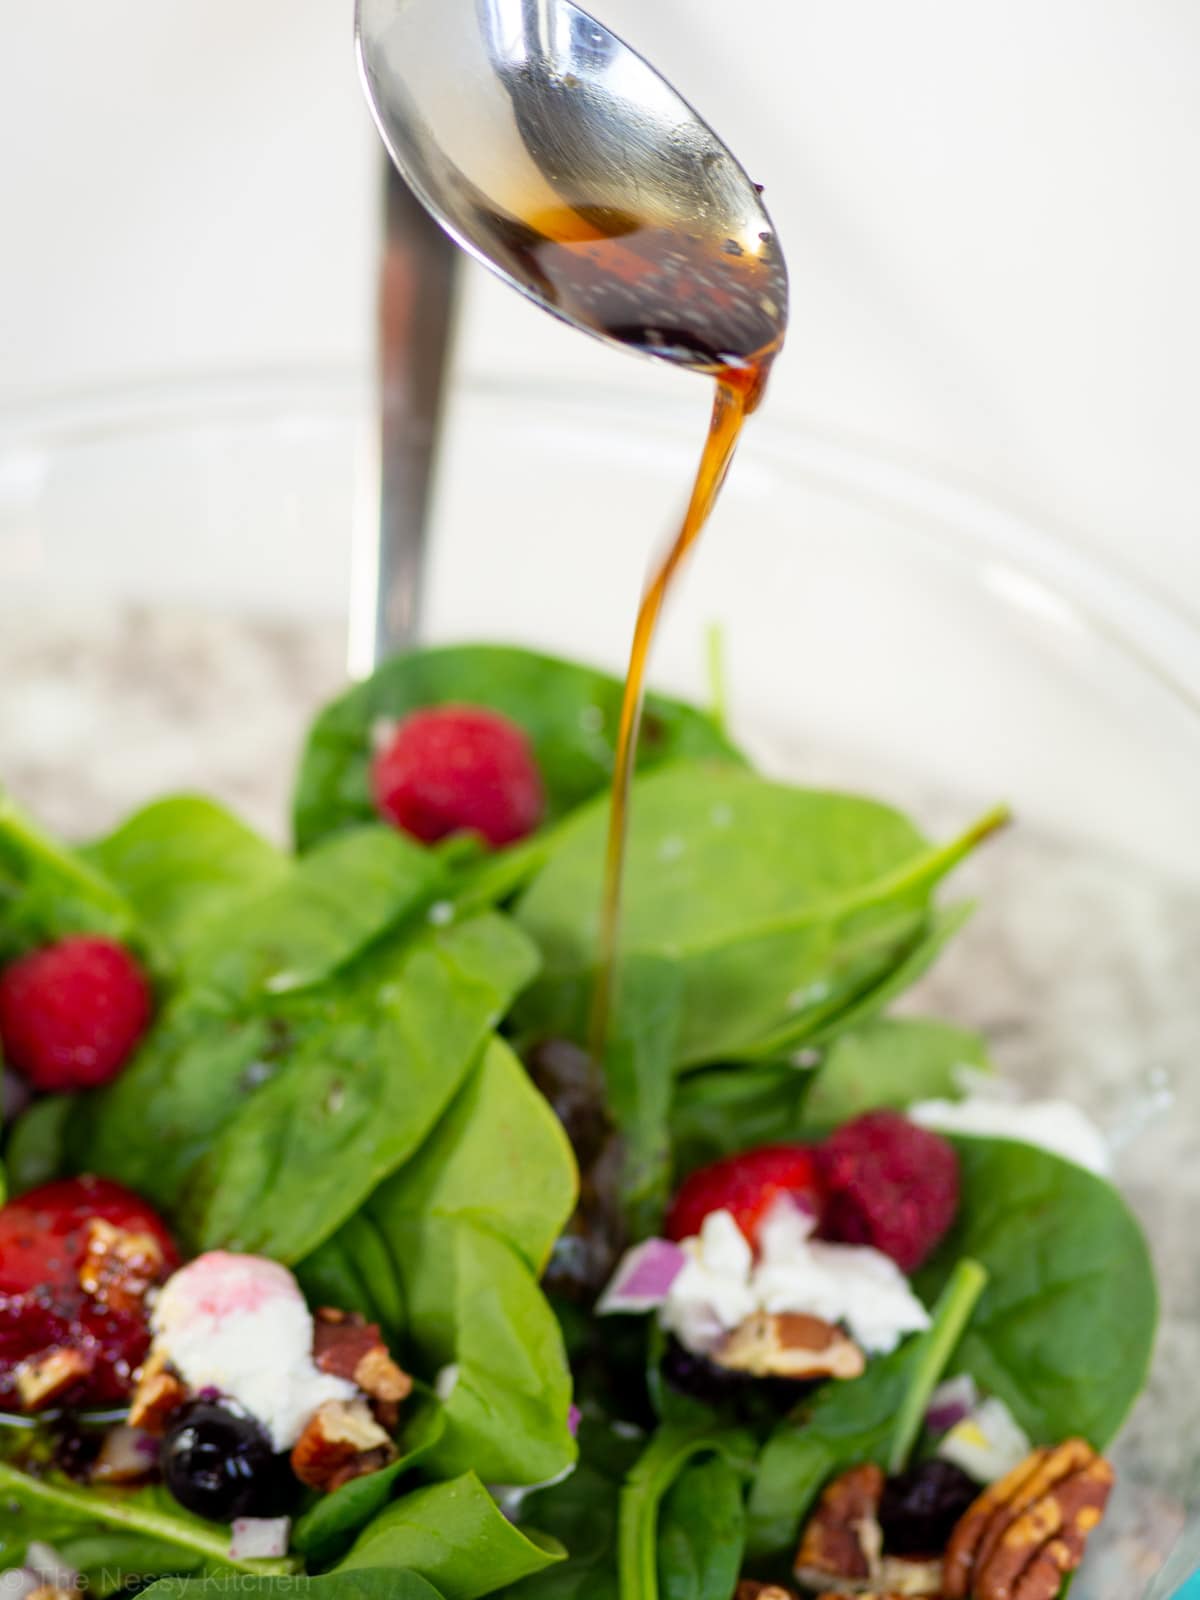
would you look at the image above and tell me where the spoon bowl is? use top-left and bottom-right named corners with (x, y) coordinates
top-left (355, 0), bottom-right (789, 374)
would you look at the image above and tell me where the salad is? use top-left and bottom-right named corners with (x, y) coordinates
top-left (0, 642), bottom-right (1157, 1600)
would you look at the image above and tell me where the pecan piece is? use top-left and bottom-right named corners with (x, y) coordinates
top-left (737, 1585), bottom-right (800, 1600)
top-left (945, 1440), bottom-right (1114, 1600)
top-left (974, 1440), bottom-right (1094, 1575)
top-left (15, 1347), bottom-right (93, 1408)
top-left (878, 1556), bottom-right (943, 1596)
top-left (944, 1449), bottom-right (1052, 1600)
top-left (717, 1313), bottom-right (866, 1382)
top-left (977, 1452), bottom-right (1114, 1600)
top-left (291, 1398), bottom-right (397, 1492)
top-left (79, 1217), bottom-right (165, 1314)
top-left (127, 1346), bottom-right (189, 1435)
top-left (90, 1423), bottom-right (160, 1485)
top-left (314, 1308), bottom-right (413, 1404)
top-left (794, 1463), bottom-right (885, 1592)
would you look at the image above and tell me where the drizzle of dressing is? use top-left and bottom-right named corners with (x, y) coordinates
top-left (494, 201), bottom-right (785, 1057)
top-left (592, 358), bottom-right (775, 1054)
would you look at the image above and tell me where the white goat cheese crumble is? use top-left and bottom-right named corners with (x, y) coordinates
top-left (151, 1251), bottom-right (355, 1450)
top-left (908, 1095), bottom-right (1111, 1176)
top-left (660, 1203), bottom-right (930, 1357)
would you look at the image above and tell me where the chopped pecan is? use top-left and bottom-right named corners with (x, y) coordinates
top-left (878, 1555), bottom-right (943, 1596)
top-left (15, 1347), bottom-right (93, 1408)
top-left (737, 1585), bottom-right (800, 1600)
top-left (717, 1312), bottom-right (866, 1382)
top-left (29, 1587), bottom-right (78, 1600)
top-left (944, 1440), bottom-right (1114, 1600)
top-left (944, 1449), bottom-right (1052, 1600)
top-left (978, 1452), bottom-right (1113, 1600)
top-left (128, 1345), bottom-right (189, 1435)
top-left (794, 1463), bottom-right (885, 1592)
top-left (90, 1423), bottom-right (159, 1485)
top-left (372, 1397), bottom-right (403, 1435)
top-left (291, 1398), bottom-right (397, 1492)
top-left (314, 1308), bottom-right (413, 1404)
top-left (79, 1217), bottom-right (165, 1314)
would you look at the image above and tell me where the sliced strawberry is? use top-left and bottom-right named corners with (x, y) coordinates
top-left (0, 1176), bottom-right (179, 1411)
top-left (370, 705), bottom-right (545, 849)
top-left (665, 1143), bottom-right (826, 1249)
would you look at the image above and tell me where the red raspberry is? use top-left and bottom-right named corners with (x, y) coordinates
top-left (818, 1110), bottom-right (959, 1273)
top-left (370, 705), bottom-right (546, 850)
top-left (665, 1144), bottom-right (826, 1250)
top-left (0, 936), bottom-right (153, 1093)
top-left (0, 1176), bottom-right (180, 1411)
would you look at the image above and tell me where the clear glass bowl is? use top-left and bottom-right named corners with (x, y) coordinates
top-left (1, 375), bottom-right (1196, 1593)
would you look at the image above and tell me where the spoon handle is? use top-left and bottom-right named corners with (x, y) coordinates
top-left (353, 158), bottom-right (459, 673)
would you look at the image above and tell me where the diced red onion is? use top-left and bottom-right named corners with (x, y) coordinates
top-left (25, 1546), bottom-right (78, 1589)
top-left (0, 1571), bottom-right (42, 1600)
top-left (229, 1518), bottom-right (292, 1560)
top-left (1, 1071), bottom-right (31, 1123)
top-left (597, 1239), bottom-right (687, 1314)
top-left (567, 1404), bottom-right (581, 1437)
top-left (925, 1374), bottom-right (979, 1435)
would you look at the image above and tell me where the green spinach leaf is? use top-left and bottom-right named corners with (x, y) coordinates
top-left (145, 1573), bottom-right (445, 1600)
top-left (181, 914), bottom-right (540, 1262)
top-left (367, 1216), bottom-right (576, 1487)
top-left (78, 998), bottom-right (290, 1213)
top-left (291, 1390), bottom-right (446, 1568)
top-left (798, 1017), bottom-right (989, 1133)
top-left (365, 1036), bottom-right (578, 1275)
top-left (744, 900), bottom-right (977, 1061)
top-left (619, 1423), bottom-right (756, 1600)
top-left (292, 644), bottom-right (742, 851)
top-left (746, 1259), bottom-right (987, 1561)
top-left (4, 1092), bottom-right (74, 1193)
top-left (84, 796), bottom-right (287, 963)
top-left (916, 1137), bottom-right (1158, 1448)
top-left (180, 825), bottom-right (448, 1006)
top-left (353, 1037), bottom-right (578, 1485)
top-left (514, 766), bottom-right (1004, 1067)
top-left (336, 1472), bottom-right (564, 1598)
top-left (82, 911), bottom-right (537, 1260)
top-left (0, 1458), bottom-right (297, 1580)
top-left (602, 956), bottom-right (685, 1236)
top-left (503, 1422), bottom-right (646, 1600)
top-left (670, 1061), bottom-right (815, 1176)
top-left (656, 1455), bottom-right (746, 1600)
top-left (296, 1209), bottom-right (408, 1345)
top-left (0, 790), bottom-right (141, 963)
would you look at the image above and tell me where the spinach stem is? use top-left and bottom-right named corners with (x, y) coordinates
top-left (705, 621), bottom-right (730, 736)
top-left (888, 1257), bottom-right (988, 1474)
top-left (0, 1459), bottom-right (301, 1575)
top-left (618, 1425), bottom-right (754, 1600)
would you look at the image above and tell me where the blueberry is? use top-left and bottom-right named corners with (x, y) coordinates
top-left (879, 1459), bottom-right (980, 1554)
top-left (162, 1399), bottom-right (296, 1523)
top-left (661, 1338), bottom-right (759, 1408)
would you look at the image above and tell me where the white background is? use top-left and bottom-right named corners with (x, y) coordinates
top-left (2, 1), bottom-right (1198, 612)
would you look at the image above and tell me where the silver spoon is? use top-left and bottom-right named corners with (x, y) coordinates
top-left (354, 0), bottom-right (789, 656)
top-left (356, 0), bottom-right (787, 372)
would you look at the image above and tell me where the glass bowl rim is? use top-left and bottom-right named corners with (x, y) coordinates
top-left (3, 365), bottom-right (1199, 730)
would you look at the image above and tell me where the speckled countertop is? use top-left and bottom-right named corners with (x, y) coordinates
top-left (0, 606), bottom-right (346, 843)
top-left (1, 605), bottom-right (1196, 1593)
